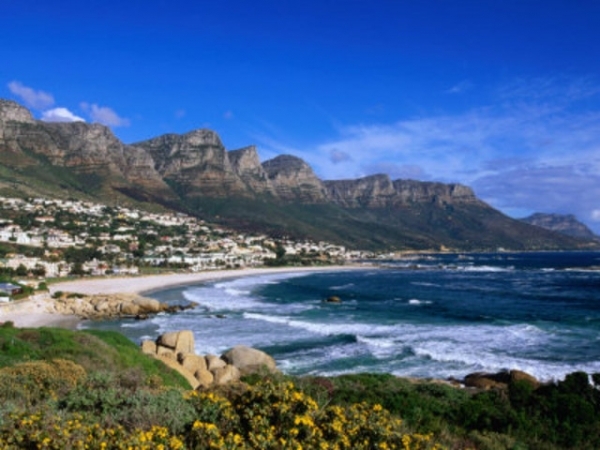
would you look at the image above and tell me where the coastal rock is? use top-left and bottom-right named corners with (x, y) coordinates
top-left (463, 370), bottom-right (540, 390)
top-left (140, 340), bottom-right (157, 355)
top-left (212, 365), bottom-right (241, 385)
top-left (194, 368), bottom-right (214, 388)
top-left (206, 354), bottom-right (227, 371)
top-left (510, 369), bottom-right (540, 389)
top-left (49, 292), bottom-right (174, 320)
top-left (142, 331), bottom-right (279, 389)
top-left (178, 353), bottom-right (207, 374)
top-left (221, 345), bottom-right (278, 375)
top-left (325, 295), bottom-right (342, 303)
top-left (157, 354), bottom-right (200, 389)
top-left (157, 330), bottom-right (195, 354)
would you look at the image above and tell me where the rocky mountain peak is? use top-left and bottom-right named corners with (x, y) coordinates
top-left (262, 155), bottom-right (327, 203)
top-left (520, 213), bottom-right (598, 240)
top-left (229, 146), bottom-right (274, 195)
top-left (181, 129), bottom-right (223, 147)
top-left (0, 99), bottom-right (35, 124)
top-left (133, 129), bottom-right (246, 197)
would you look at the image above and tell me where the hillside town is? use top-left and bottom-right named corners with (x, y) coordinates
top-left (0, 196), bottom-right (369, 299)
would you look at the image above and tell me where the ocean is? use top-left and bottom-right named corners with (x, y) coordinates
top-left (82, 252), bottom-right (600, 382)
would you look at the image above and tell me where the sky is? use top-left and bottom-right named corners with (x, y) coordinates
top-left (3, 0), bottom-right (600, 233)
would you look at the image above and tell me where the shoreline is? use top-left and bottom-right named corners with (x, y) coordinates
top-left (0, 265), bottom-right (368, 329)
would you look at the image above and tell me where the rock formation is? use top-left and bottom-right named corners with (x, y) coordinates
top-left (133, 129), bottom-right (247, 197)
top-left (0, 100), bottom-right (174, 200)
top-left (1, 98), bottom-right (593, 252)
top-left (324, 175), bottom-right (480, 209)
top-left (48, 292), bottom-right (194, 320)
top-left (0, 99), bottom-right (35, 125)
top-left (229, 145), bottom-right (275, 195)
top-left (262, 155), bottom-right (328, 203)
top-left (463, 370), bottom-right (540, 391)
top-left (141, 331), bottom-right (278, 389)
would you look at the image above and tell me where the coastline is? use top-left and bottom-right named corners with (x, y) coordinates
top-left (0, 265), bottom-right (367, 329)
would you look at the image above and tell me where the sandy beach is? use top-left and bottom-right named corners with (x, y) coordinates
top-left (0, 265), bottom-right (363, 329)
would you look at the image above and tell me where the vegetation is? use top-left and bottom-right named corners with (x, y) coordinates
top-left (0, 324), bottom-right (599, 449)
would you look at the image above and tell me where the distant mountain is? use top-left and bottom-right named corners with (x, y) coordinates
top-left (0, 99), bottom-right (596, 252)
top-left (520, 213), bottom-right (599, 241)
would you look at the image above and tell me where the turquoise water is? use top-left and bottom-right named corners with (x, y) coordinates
top-left (83, 252), bottom-right (600, 381)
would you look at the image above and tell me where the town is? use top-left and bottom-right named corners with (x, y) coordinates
top-left (0, 196), bottom-right (370, 300)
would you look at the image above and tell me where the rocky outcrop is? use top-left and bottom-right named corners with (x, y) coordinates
top-left (48, 293), bottom-right (194, 320)
top-left (262, 155), bottom-right (328, 203)
top-left (221, 345), bottom-right (278, 376)
top-left (133, 130), bottom-right (247, 197)
top-left (520, 213), bottom-right (599, 240)
top-left (463, 370), bottom-right (540, 391)
top-left (324, 175), bottom-right (480, 209)
top-left (0, 100), bottom-right (35, 125)
top-left (2, 99), bottom-right (593, 252)
top-left (0, 106), bottom-right (175, 200)
top-left (141, 331), bottom-right (278, 389)
top-left (229, 146), bottom-right (275, 195)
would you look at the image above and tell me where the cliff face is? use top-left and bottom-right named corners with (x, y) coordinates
top-left (1, 99), bottom-right (591, 251)
top-left (133, 130), bottom-right (247, 197)
top-left (262, 155), bottom-right (328, 203)
top-left (324, 175), bottom-right (480, 209)
top-left (0, 100), bottom-right (174, 199)
top-left (229, 146), bottom-right (275, 195)
top-left (0, 100), bottom-right (35, 125)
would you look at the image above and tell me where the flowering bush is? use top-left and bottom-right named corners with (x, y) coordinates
top-left (185, 379), bottom-right (440, 450)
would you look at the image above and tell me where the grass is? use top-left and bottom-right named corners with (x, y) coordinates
top-left (0, 323), bottom-right (189, 389)
top-left (1, 324), bottom-right (600, 449)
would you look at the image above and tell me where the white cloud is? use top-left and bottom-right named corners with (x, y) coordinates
top-left (8, 81), bottom-right (55, 110)
top-left (592, 210), bottom-right (600, 221)
top-left (445, 80), bottom-right (473, 94)
top-left (81, 102), bottom-right (130, 127)
top-left (253, 76), bottom-right (600, 232)
top-left (41, 107), bottom-right (85, 123)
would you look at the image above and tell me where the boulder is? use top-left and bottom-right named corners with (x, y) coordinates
top-left (325, 295), bottom-right (342, 303)
top-left (212, 365), bottom-right (241, 385)
top-left (194, 368), bottom-right (215, 388)
top-left (463, 372), bottom-right (506, 390)
top-left (157, 346), bottom-right (176, 360)
top-left (510, 370), bottom-right (540, 389)
top-left (206, 354), bottom-right (227, 371)
top-left (157, 330), bottom-right (195, 354)
top-left (133, 297), bottom-right (162, 314)
top-left (179, 353), bottom-right (207, 374)
top-left (221, 345), bottom-right (278, 375)
top-left (120, 303), bottom-right (140, 316)
top-left (157, 355), bottom-right (199, 389)
top-left (140, 340), bottom-right (157, 355)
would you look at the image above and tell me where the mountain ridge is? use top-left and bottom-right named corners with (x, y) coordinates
top-left (0, 99), bottom-right (595, 251)
top-left (520, 213), bottom-right (599, 241)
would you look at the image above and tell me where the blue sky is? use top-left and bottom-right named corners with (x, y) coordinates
top-left (3, 1), bottom-right (600, 233)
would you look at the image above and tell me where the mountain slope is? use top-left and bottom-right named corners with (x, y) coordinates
top-left (521, 213), bottom-right (599, 241)
top-left (0, 99), bottom-right (595, 251)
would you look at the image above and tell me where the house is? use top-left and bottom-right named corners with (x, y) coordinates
top-left (0, 283), bottom-right (22, 296)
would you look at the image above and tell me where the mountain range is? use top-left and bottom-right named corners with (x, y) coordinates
top-left (0, 99), bottom-right (595, 251)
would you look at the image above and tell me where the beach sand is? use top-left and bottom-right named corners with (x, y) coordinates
top-left (1, 265), bottom-right (363, 329)
top-left (0, 294), bottom-right (81, 329)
